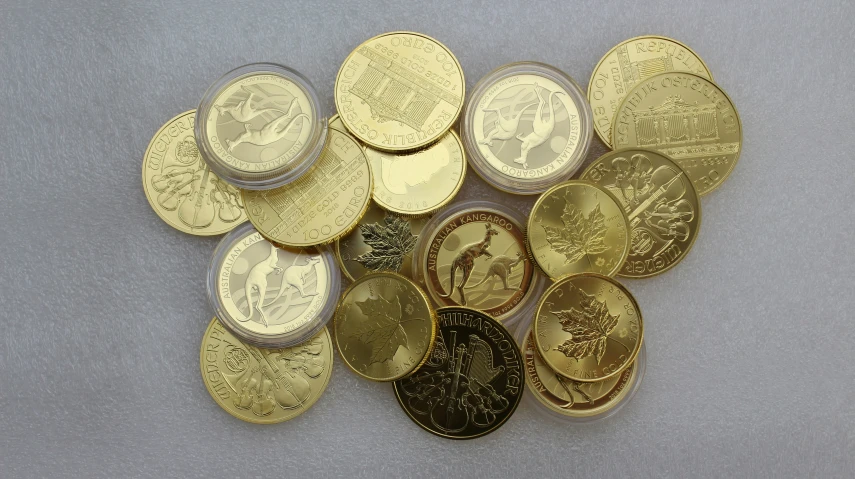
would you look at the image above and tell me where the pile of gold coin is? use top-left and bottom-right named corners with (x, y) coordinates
top-left (142, 32), bottom-right (740, 437)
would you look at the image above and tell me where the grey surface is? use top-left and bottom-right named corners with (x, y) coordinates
top-left (1, 1), bottom-right (853, 477)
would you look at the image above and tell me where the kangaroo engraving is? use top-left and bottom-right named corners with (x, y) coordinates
top-left (237, 244), bottom-right (282, 327)
top-left (438, 223), bottom-right (499, 305)
top-left (478, 99), bottom-right (538, 147)
top-left (264, 256), bottom-right (321, 307)
top-left (214, 86), bottom-right (292, 123)
top-left (226, 100), bottom-right (308, 152)
top-left (464, 251), bottom-right (525, 291)
top-left (514, 85), bottom-right (564, 169)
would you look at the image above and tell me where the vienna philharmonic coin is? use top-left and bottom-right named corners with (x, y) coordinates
top-left (196, 63), bottom-right (328, 190)
top-left (242, 126), bottom-right (372, 247)
top-left (200, 318), bottom-right (333, 424)
top-left (334, 272), bottom-right (437, 381)
top-left (335, 31), bottom-right (465, 151)
top-left (335, 202), bottom-right (429, 281)
top-left (589, 36), bottom-right (713, 148)
top-left (365, 131), bottom-right (466, 216)
top-left (533, 273), bottom-right (643, 382)
top-left (581, 149), bottom-right (701, 278)
top-left (461, 62), bottom-right (593, 194)
top-left (612, 72), bottom-right (742, 196)
top-left (142, 110), bottom-right (246, 235)
top-left (527, 181), bottom-right (631, 279)
top-left (414, 201), bottom-right (540, 324)
top-left (521, 326), bottom-right (640, 418)
top-left (394, 307), bottom-right (523, 439)
top-left (207, 222), bottom-right (340, 348)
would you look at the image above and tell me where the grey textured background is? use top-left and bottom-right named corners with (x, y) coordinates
top-left (1, 1), bottom-right (853, 477)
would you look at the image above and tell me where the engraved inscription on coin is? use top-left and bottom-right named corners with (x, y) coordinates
top-left (472, 74), bottom-right (583, 181)
top-left (394, 307), bottom-right (523, 439)
top-left (335, 31), bottom-right (465, 151)
top-left (334, 272), bottom-right (437, 381)
top-left (366, 131), bottom-right (465, 215)
top-left (589, 36), bottom-right (712, 148)
top-left (528, 181), bottom-right (631, 279)
top-left (421, 206), bottom-right (535, 320)
top-left (142, 110), bottom-right (246, 235)
top-left (242, 127), bottom-right (372, 246)
top-left (533, 274), bottom-right (643, 382)
top-left (612, 72), bottom-right (742, 196)
top-left (581, 149), bottom-right (701, 278)
top-left (336, 202), bottom-right (428, 281)
top-left (522, 327), bottom-right (636, 417)
top-left (200, 318), bottom-right (333, 424)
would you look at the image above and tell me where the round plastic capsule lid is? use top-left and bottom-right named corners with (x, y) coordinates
top-left (196, 63), bottom-right (327, 190)
top-left (461, 62), bottom-right (593, 195)
top-left (412, 200), bottom-right (544, 327)
top-left (206, 221), bottom-right (340, 348)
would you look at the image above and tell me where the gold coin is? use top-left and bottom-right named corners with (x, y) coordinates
top-left (417, 202), bottom-right (539, 322)
top-left (366, 130), bottom-right (466, 216)
top-left (580, 149), bottom-right (701, 278)
top-left (335, 202), bottom-right (429, 281)
top-left (141, 110), bottom-right (246, 235)
top-left (242, 125), bottom-right (372, 246)
top-left (393, 306), bottom-right (524, 439)
top-left (589, 36), bottom-right (713, 148)
top-left (200, 318), bottom-right (333, 424)
top-left (210, 222), bottom-right (338, 347)
top-left (334, 272), bottom-right (437, 381)
top-left (527, 181), bottom-right (631, 279)
top-left (612, 72), bottom-right (742, 196)
top-left (197, 65), bottom-right (326, 188)
top-left (335, 31), bottom-right (465, 151)
top-left (522, 326), bottom-right (636, 417)
top-left (533, 273), bottom-right (643, 382)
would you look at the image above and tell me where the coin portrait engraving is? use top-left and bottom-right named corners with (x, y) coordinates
top-left (582, 149), bottom-right (701, 277)
top-left (394, 307), bottom-right (522, 439)
top-left (201, 318), bottom-right (333, 424)
top-left (142, 110), bottom-right (246, 235)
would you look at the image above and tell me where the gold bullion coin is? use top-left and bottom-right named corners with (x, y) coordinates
top-left (612, 72), bottom-right (742, 196)
top-left (581, 149), bottom-right (701, 278)
top-left (527, 181), bottom-right (631, 279)
top-left (335, 201), bottom-right (429, 281)
top-left (522, 326), bottom-right (637, 417)
top-left (200, 318), bottom-right (333, 424)
top-left (365, 131), bottom-right (466, 216)
top-left (394, 306), bottom-right (524, 439)
top-left (334, 272), bottom-right (437, 381)
top-left (533, 273), bottom-right (643, 382)
top-left (335, 31), bottom-right (465, 151)
top-left (242, 126), bottom-right (372, 246)
top-left (589, 36), bottom-right (713, 148)
top-left (142, 110), bottom-right (246, 235)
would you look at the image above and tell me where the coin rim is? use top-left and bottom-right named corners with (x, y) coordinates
top-left (334, 31), bottom-right (465, 152)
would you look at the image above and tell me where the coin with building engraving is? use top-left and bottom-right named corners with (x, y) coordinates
top-left (335, 202), bottom-right (429, 281)
top-left (334, 272), bottom-right (437, 381)
top-left (335, 31), bottom-right (465, 151)
top-left (142, 110), bottom-right (246, 235)
top-left (527, 181), bottom-right (631, 279)
top-left (242, 125), bottom-right (372, 246)
top-left (533, 273), bottom-right (643, 382)
top-left (612, 72), bottom-right (741, 196)
top-left (589, 36), bottom-right (713, 148)
top-left (581, 149), bottom-right (701, 278)
top-left (200, 318), bottom-right (333, 424)
top-left (393, 306), bottom-right (523, 439)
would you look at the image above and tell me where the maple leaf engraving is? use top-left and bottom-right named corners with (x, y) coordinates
top-left (351, 294), bottom-right (411, 364)
top-left (541, 200), bottom-right (609, 264)
top-left (356, 215), bottom-right (418, 272)
top-left (552, 289), bottom-right (619, 364)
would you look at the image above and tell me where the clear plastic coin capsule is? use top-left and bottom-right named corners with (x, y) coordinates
top-left (461, 62), bottom-right (593, 194)
top-left (196, 63), bottom-right (327, 190)
top-left (207, 222), bottom-right (340, 348)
